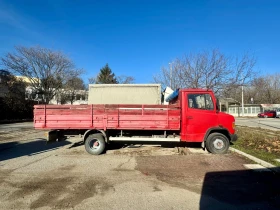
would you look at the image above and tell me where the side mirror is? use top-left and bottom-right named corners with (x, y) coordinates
top-left (216, 98), bottom-right (220, 113)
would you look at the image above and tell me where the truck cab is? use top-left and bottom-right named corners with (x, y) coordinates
top-left (179, 89), bottom-right (237, 153)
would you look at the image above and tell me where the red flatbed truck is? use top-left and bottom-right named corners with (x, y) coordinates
top-left (34, 89), bottom-right (237, 155)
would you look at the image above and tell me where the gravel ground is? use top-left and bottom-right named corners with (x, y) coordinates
top-left (0, 122), bottom-right (280, 210)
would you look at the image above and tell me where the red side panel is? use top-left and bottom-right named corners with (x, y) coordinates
top-left (34, 104), bottom-right (181, 131)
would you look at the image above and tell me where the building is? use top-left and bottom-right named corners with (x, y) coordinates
top-left (16, 75), bottom-right (88, 105)
top-left (50, 89), bottom-right (88, 105)
top-left (219, 97), bottom-right (263, 117)
top-left (260, 104), bottom-right (280, 111)
top-left (228, 104), bottom-right (263, 117)
top-left (218, 98), bottom-right (240, 112)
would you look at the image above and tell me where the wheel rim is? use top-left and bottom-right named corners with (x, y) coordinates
top-left (213, 138), bottom-right (224, 150)
top-left (88, 139), bottom-right (100, 150)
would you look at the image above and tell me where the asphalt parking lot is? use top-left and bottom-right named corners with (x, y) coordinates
top-left (0, 122), bottom-right (280, 210)
top-left (235, 117), bottom-right (280, 130)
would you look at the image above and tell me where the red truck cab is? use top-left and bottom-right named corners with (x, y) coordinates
top-left (179, 89), bottom-right (237, 153)
top-left (34, 88), bottom-right (237, 155)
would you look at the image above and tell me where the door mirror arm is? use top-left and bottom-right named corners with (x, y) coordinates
top-left (215, 98), bottom-right (220, 113)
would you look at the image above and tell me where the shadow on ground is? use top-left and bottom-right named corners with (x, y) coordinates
top-left (67, 141), bottom-right (204, 155)
top-left (200, 168), bottom-right (280, 210)
top-left (0, 139), bottom-right (71, 162)
top-left (68, 141), bottom-right (84, 149)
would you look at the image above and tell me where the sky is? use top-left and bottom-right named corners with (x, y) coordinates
top-left (0, 0), bottom-right (280, 84)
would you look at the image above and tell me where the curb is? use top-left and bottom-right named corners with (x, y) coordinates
top-left (229, 147), bottom-right (280, 173)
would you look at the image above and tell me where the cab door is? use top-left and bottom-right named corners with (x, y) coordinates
top-left (181, 92), bottom-right (218, 142)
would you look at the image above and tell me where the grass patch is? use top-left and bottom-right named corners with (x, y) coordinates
top-left (232, 126), bottom-right (280, 167)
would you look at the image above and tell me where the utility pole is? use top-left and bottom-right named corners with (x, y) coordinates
top-left (169, 62), bottom-right (172, 89)
top-left (241, 75), bottom-right (245, 117)
top-left (241, 85), bottom-right (244, 117)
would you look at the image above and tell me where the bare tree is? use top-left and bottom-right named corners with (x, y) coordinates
top-left (222, 53), bottom-right (257, 99)
top-left (154, 49), bottom-right (257, 95)
top-left (117, 75), bottom-right (135, 84)
top-left (221, 73), bottom-right (280, 104)
top-left (1, 46), bottom-right (83, 104)
top-left (88, 75), bottom-right (97, 84)
top-left (62, 77), bottom-right (86, 104)
top-left (248, 74), bottom-right (280, 104)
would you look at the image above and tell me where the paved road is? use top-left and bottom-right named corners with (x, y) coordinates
top-left (0, 122), bottom-right (33, 133)
top-left (0, 122), bottom-right (42, 147)
top-left (0, 123), bottom-right (280, 209)
top-left (0, 121), bottom-right (33, 129)
top-left (235, 117), bottom-right (280, 131)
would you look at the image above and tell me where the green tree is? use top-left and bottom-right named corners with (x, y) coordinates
top-left (92, 64), bottom-right (118, 84)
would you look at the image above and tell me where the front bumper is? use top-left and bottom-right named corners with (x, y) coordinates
top-left (230, 134), bottom-right (238, 142)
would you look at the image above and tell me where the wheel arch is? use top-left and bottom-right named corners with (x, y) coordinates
top-left (83, 129), bottom-right (108, 143)
top-left (203, 127), bottom-right (231, 145)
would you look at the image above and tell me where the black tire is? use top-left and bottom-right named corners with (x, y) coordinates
top-left (85, 133), bottom-right (106, 155)
top-left (205, 133), bottom-right (229, 154)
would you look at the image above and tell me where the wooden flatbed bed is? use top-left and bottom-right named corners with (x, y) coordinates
top-left (34, 104), bottom-right (181, 131)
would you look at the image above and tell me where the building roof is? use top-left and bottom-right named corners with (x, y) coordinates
top-left (219, 98), bottom-right (240, 105)
top-left (15, 76), bottom-right (40, 84)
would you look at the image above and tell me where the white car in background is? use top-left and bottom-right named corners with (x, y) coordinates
top-left (276, 108), bottom-right (280, 118)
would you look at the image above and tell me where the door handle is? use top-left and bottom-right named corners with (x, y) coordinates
top-left (187, 116), bottom-right (193, 119)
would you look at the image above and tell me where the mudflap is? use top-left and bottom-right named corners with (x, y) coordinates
top-left (46, 130), bottom-right (65, 144)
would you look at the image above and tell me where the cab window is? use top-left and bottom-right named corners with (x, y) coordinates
top-left (188, 94), bottom-right (214, 110)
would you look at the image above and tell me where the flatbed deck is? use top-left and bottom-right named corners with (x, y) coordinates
top-left (34, 104), bottom-right (181, 130)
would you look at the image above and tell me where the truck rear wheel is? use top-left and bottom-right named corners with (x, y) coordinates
top-left (205, 133), bottom-right (229, 154)
top-left (85, 133), bottom-right (106, 155)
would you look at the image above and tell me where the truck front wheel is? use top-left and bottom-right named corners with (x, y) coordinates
top-left (85, 133), bottom-right (106, 155)
top-left (205, 133), bottom-right (229, 154)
